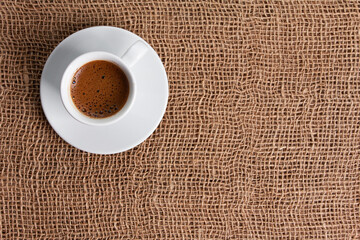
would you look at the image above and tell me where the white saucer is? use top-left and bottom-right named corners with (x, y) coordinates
top-left (40, 26), bottom-right (168, 154)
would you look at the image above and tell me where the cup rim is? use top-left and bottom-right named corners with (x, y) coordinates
top-left (60, 51), bottom-right (136, 126)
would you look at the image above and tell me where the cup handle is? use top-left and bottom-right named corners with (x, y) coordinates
top-left (121, 40), bottom-right (148, 67)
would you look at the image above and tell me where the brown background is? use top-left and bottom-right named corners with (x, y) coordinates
top-left (1, 1), bottom-right (360, 239)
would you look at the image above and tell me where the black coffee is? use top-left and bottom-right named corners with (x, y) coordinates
top-left (70, 60), bottom-right (129, 118)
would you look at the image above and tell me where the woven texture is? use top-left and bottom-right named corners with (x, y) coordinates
top-left (1, 1), bottom-right (360, 239)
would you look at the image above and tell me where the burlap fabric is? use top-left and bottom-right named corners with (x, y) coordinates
top-left (1, 1), bottom-right (360, 239)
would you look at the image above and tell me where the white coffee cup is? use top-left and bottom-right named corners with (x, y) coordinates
top-left (60, 41), bottom-right (148, 126)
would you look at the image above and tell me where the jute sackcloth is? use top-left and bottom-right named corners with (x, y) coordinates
top-left (1, 1), bottom-right (359, 239)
